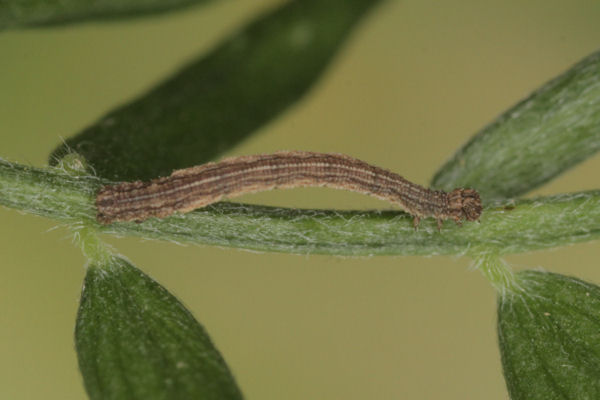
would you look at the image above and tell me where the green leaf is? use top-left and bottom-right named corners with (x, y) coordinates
top-left (498, 270), bottom-right (600, 400)
top-left (76, 255), bottom-right (243, 400)
top-left (0, 0), bottom-right (215, 29)
top-left (3, 159), bottom-right (600, 256)
top-left (49, 0), bottom-right (383, 181)
top-left (432, 50), bottom-right (600, 201)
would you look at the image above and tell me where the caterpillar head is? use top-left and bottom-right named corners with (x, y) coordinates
top-left (448, 188), bottom-right (482, 222)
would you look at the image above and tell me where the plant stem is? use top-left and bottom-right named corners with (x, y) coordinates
top-left (2, 158), bottom-right (600, 256)
top-left (474, 254), bottom-right (519, 295)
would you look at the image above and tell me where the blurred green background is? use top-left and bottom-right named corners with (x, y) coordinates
top-left (2, 0), bottom-right (600, 398)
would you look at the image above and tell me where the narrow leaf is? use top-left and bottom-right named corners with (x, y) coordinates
top-left (50, 0), bottom-right (383, 181)
top-left (76, 255), bottom-right (243, 400)
top-left (0, 0), bottom-right (215, 29)
top-left (432, 50), bottom-right (600, 201)
top-left (498, 270), bottom-right (600, 400)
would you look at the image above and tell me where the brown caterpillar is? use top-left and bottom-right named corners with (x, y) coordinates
top-left (96, 151), bottom-right (482, 229)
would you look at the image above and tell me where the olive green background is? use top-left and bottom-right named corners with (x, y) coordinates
top-left (2, 1), bottom-right (600, 399)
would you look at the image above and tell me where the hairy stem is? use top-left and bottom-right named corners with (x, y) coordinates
top-left (1, 158), bottom-right (599, 256)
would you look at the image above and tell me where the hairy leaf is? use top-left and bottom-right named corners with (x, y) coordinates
top-left (76, 255), bottom-right (243, 400)
top-left (50, 0), bottom-right (383, 181)
top-left (432, 50), bottom-right (600, 201)
top-left (498, 270), bottom-right (600, 400)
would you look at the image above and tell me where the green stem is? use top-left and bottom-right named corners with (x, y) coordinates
top-left (2, 158), bottom-right (600, 256)
top-left (474, 254), bottom-right (519, 294)
top-left (0, 158), bottom-right (102, 223)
